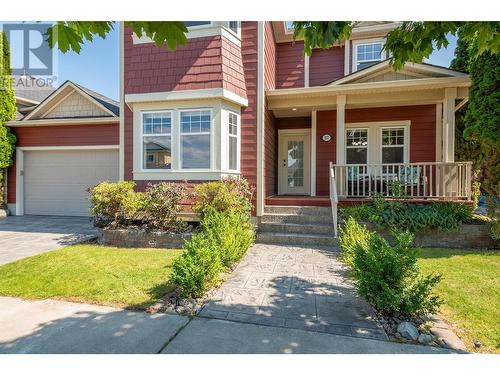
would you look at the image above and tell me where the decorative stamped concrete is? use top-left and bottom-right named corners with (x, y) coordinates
top-left (200, 244), bottom-right (388, 341)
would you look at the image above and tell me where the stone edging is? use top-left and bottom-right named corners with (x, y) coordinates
top-left (362, 222), bottom-right (496, 249)
top-left (98, 228), bottom-right (192, 249)
top-left (0, 209), bottom-right (8, 219)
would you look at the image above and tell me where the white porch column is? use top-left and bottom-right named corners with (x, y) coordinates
top-left (336, 95), bottom-right (346, 165)
top-left (442, 88), bottom-right (457, 162)
top-left (311, 110), bottom-right (317, 196)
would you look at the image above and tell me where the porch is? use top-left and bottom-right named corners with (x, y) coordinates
top-left (261, 61), bottom-right (472, 213)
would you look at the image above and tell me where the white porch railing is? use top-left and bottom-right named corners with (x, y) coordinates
top-left (332, 162), bottom-right (473, 200)
top-left (329, 162), bottom-right (339, 237)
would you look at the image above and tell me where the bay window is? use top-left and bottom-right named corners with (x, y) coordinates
top-left (180, 110), bottom-right (211, 169)
top-left (228, 112), bottom-right (238, 170)
top-left (142, 112), bottom-right (172, 170)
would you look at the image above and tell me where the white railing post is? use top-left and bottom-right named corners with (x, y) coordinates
top-left (329, 162), bottom-right (338, 237)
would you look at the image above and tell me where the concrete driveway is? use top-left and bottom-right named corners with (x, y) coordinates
top-left (0, 215), bottom-right (97, 265)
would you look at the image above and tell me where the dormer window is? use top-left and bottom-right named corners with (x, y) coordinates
top-left (353, 40), bottom-right (386, 71)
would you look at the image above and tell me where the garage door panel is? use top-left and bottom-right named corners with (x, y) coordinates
top-left (24, 149), bottom-right (119, 216)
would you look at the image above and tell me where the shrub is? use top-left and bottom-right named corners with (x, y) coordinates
top-left (143, 182), bottom-right (187, 233)
top-left (339, 218), bottom-right (442, 317)
top-left (89, 181), bottom-right (143, 228)
top-left (172, 178), bottom-right (255, 297)
top-left (343, 199), bottom-right (473, 233)
top-left (201, 208), bottom-right (255, 268)
top-left (193, 177), bottom-right (254, 218)
top-left (171, 232), bottom-right (223, 298)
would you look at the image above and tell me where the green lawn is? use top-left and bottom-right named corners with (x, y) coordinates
top-left (417, 248), bottom-right (500, 353)
top-left (0, 244), bottom-right (183, 309)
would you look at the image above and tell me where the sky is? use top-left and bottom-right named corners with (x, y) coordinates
top-left (3, 22), bottom-right (458, 102)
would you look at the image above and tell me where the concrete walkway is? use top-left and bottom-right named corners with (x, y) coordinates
top-left (200, 244), bottom-right (387, 341)
top-left (0, 215), bottom-right (97, 265)
top-left (0, 297), bottom-right (189, 354)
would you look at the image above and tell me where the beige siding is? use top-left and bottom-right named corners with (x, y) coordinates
top-left (42, 91), bottom-right (109, 119)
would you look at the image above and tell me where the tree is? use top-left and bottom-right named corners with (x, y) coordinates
top-left (293, 21), bottom-right (499, 69)
top-left (47, 21), bottom-right (189, 53)
top-left (0, 32), bottom-right (16, 207)
top-left (450, 29), bottom-right (500, 197)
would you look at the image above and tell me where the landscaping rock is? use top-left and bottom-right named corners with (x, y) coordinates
top-left (474, 340), bottom-right (482, 349)
top-left (397, 321), bottom-right (420, 341)
top-left (0, 209), bottom-right (8, 219)
top-left (418, 333), bottom-right (433, 344)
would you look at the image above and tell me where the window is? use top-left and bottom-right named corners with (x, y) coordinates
top-left (354, 41), bottom-right (384, 71)
top-left (284, 21), bottom-right (295, 33)
top-left (346, 129), bottom-right (368, 164)
top-left (228, 112), bottom-right (238, 170)
top-left (142, 112), bottom-right (172, 170)
top-left (228, 21), bottom-right (240, 34)
top-left (381, 128), bottom-right (406, 164)
top-left (180, 110), bottom-right (211, 169)
top-left (185, 21), bottom-right (211, 28)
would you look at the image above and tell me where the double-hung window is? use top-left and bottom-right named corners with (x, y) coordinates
top-left (354, 41), bottom-right (384, 71)
top-left (381, 128), bottom-right (406, 164)
top-left (180, 110), bottom-right (211, 169)
top-left (346, 129), bottom-right (368, 179)
top-left (142, 112), bottom-right (172, 170)
top-left (228, 112), bottom-right (239, 170)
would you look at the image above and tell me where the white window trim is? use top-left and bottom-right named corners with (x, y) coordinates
top-left (227, 110), bottom-right (240, 172)
top-left (178, 108), bottom-right (214, 171)
top-left (226, 21), bottom-right (241, 38)
top-left (380, 126), bottom-right (410, 165)
top-left (352, 38), bottom-right (387, 72)
top-left (345, 128), bottom-right (370, 177)
top-left (284, 21), bottom-right (294, 34)
top-left (345, 121), bottom-right (411, 165)
top-left (140, 110), bottom-right (174, 172)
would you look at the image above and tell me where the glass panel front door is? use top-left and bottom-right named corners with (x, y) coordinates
top-left (279, 132), bottom-right (310, 195)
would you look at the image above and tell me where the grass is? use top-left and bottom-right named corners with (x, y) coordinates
top-left (0, 244), bottom-right (183, 309)
top-left (417, 248), bottom-right (500, 353)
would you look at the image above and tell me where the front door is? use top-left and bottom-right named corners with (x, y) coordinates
top-left (278, 132), bottom-right (311, 195)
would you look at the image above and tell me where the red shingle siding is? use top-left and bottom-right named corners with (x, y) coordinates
top-left (310, 46), bottom-right (344, 86)
top-left (264, 105), bottom-right (276, 196)
top-left (276, 41), bottom-right (304, 88)
top-left (6, 123), bottom-right (119, 204)
top-left (221, 37), bottom-right (247, 98)
top-left (240, 22), bottom-right (259, 194)
top-left (316, 110), bottom-right (337, 196)
top-left (125, 27), bottom-right (246, 98)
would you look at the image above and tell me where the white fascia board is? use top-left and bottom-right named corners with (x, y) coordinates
top-left (5, 117), bottom-right (119, 127)
top-left (125, 88), bottom-right (248, 108)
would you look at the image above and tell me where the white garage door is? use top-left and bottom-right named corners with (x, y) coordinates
top-left (24, 149), bottom-right (119, 216)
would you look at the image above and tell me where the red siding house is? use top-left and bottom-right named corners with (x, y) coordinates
top-left (6, 21), bottom-right (472, 240)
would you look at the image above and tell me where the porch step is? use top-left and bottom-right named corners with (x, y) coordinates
top-left (256, 232), bottom-right (338, 247)
top-left (264, 205), bottom-right (332, 216)
top-left (259, 222), bottom-right (334, 235)
top-left (257, 205), bottom-right (336, 247)
top-left (260, 213), bottom-right (333, 225)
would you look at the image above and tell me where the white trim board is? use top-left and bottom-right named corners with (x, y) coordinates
top-left (125, 88), bottom-right (248, 108)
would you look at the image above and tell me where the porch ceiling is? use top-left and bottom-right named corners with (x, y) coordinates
top-left (267, 77), bottom-right (470, 118)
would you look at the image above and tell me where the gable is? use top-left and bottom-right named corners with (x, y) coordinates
top-left (329, 61), bottom-right (468, 86)
top-left (41, 90), bottom-right (110, 119)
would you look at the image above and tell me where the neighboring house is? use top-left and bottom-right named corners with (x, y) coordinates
top-left (5, 80), bottom-right (119, 216)
top-left (6, 21), bottom-right (472, 218)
